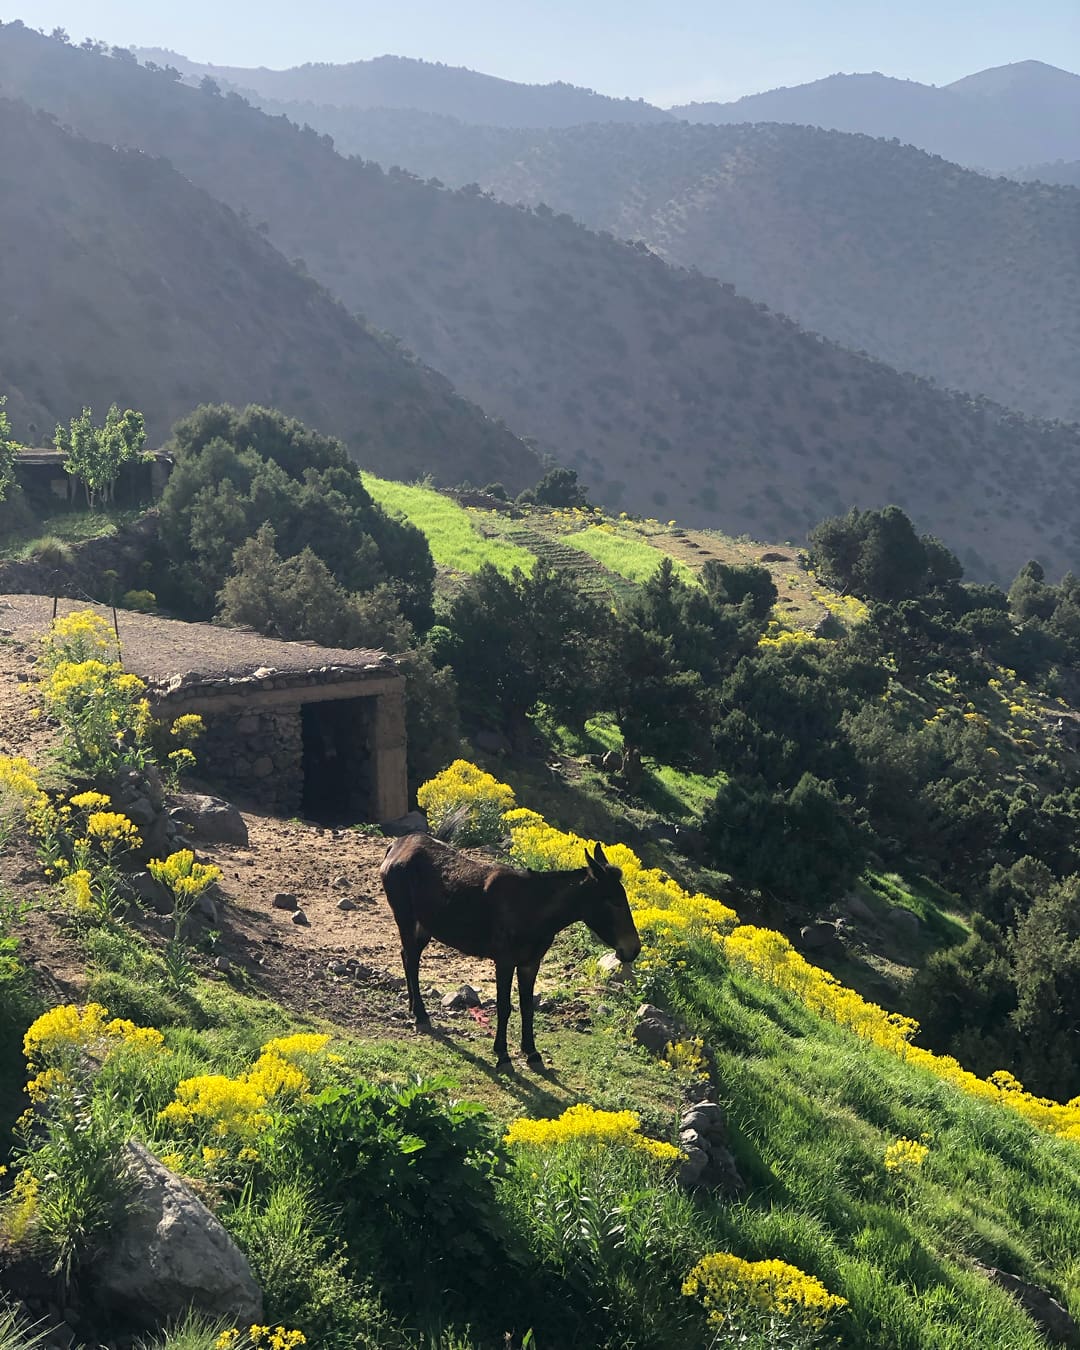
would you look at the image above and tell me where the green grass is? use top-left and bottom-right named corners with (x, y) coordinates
top-left (562, 524), bottom-right (697, 586)
top-left (668, 945), bottom-right (1080, 1348)
top-left (0, 508), bottom-right (140, 561)
top-left (362, 475), bottom-right (536, 577)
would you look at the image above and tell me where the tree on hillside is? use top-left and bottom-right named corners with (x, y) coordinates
top-left (529, 466), bottom-right (590, 509)
top-left (440, 562), bottom-right (609, 745)
top-left (157, 405), bottom-right (435, 625)
top-left (808, 505), bottom-right (961, 603)
top-left (0, 395), bottom-right (17, 501)
top-left (55, 404), bottom-right (146, 508)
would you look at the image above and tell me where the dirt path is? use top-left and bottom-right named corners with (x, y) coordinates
top-left (203, 810), bottom-right (506, 1032)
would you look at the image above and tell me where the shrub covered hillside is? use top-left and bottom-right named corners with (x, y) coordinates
top-left (4, 657), bottom-right (1080, 1349)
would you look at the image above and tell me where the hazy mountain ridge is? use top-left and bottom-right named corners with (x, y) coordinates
top-left (672, 61), bottom-right (1080, 170)
top-left (2, 25), bottom-right (1079, 583)
top-left (0, 92), bottom-right (538, 489)
top-left (1010, 159), bottom-right (1080, 188)
top-left (133, 46), bottom-right (673, 128)
top-left (306, 112), bottom-right (1080, 425)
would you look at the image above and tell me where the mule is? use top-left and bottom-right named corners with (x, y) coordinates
top-left (379, 833), bottom-right (641, 1070)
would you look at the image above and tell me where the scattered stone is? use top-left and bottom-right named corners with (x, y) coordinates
top-left (272, 893), bottom-right (299, 911)
top-left (678, 1146), bottom-right (709, 1188)
top-left (644, 819), bottom-right (679, 845)
top-left (129, 870), bottom-right (172, 916)
top-left (197, 894), bottom-right (218, 924)
top-left (978, 1267), bottom-right (1077, 1344)
top-left (170, 794), bottom-right (248, 847)
top-left (95, 1141), bottom-right (263, 1328)
top-left (474, 727), bottom-right (512, 756)
top-left (213, 956), bottom-right (231, 974)
top-left (332, 875), bottom-right (351, 888)
top-left (441, 984), bottom-right (482, 1010)
top-left (598, 951), bottom-right (635, 983)
top-left (799, 920), bottom-right (840, 950)
top-left (381, 810), bottom-right (428, 836)
top-left (327, 960), bottom-right (349, 976)
top-left (336, 895), bottom-right (358, 912)
top-left (888, 906), bottom-right (922, 942)
top-left (845, 892), bottom-right (875, 922)
top-left (291, 909), bottom-right (310, 927)
top-left (633, 1003), bottom-right (679, 1056)
top-left (676, 1102), bottom-right (746, 1196)
top-left (600, 749), bottom-right (623, 774)
top-left (123, 795), bottom-right (157, 827)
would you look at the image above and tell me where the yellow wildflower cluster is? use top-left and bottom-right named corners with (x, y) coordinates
top-left (68, 790), bottom-right (111, 812)
top-left (159, 1035), bottom-right (331, 1140)
top-left (884, 1136), bottom-right (930, 1175)
top-left (422, 762), bottom-right (1080, 1146)
top-left (215, 1328), bottom-right (306, 1350)
top-left (23, 1003), bottom-right (165, 1072)
top-left (757, 622), bottom-right (819, 650)
top-left (40, 610), bottom-right (116, 666)
top-left (503, 806), bottom-right (737, 944)
top-left (663, 1037), bottom-right (709, 1081)
top-left (504, 1103), bottom-right (682, 1164)
top-left (724, 925), bottom-right (1080, 1140)
top-left (85, 811), bottom-right (141, 852)
top-left (683, 1251), bottom-right (847, 1332)
top-left (813, 591), bottom-right (869, 624)
top-left (148, 849), bottom-right (222, 903)
top-left (0, 755), bottom-right (48, 839)
top-left (417, 759), bottom-right (516, 838)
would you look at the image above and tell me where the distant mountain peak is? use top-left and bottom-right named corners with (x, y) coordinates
top-left (946, 59), bottom-right (1080, 96)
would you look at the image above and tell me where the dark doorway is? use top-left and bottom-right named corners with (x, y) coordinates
top-left (301, 699), bottom-right (373, 824)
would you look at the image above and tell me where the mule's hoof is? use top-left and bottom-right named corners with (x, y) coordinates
top-left (525, 1052), bottom-right (545, 1071)
top-left (495, 1057), bottom-right (515, 1075)
top-left (415, 1016), bottom-right (432, 1033)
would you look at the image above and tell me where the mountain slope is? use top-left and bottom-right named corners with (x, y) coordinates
top-left (2, 26), bottom-right (1079, 583)
top-left (134, 46), bottom-right (673, 128)
top-left (0, 94), bottom-right (538, 489)
top-left (309, 113), bottom-right (1080, 426)
top-left (673, 62), bottom-right (1080, 169)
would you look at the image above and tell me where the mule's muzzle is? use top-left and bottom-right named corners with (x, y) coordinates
top-left (616, 937), bottom-right (642, 963)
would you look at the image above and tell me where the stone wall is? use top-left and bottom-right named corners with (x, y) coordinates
top-left (196, 706), bottom-right (305, 816)
top-left (0, 514), bottom-right (159, 601)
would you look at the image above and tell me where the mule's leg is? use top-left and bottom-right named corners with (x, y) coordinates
top-left (401, 927), bottom-right (432, 1028)
top-left (516, 960), bottom-right (544, 1068)
top-left (494, 959), bottom-right (515, 1071)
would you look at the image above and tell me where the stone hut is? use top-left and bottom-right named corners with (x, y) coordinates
top-left (0, 596), bottom-right (408, 824)
top-left (14, 448), bottom-right (173, 511)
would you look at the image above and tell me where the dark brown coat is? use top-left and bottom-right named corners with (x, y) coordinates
top-left (379, 833), bottom-right (640, 1069)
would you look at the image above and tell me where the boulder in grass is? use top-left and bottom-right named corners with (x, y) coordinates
top-left (95, 1142), bottom-right (262, 1328)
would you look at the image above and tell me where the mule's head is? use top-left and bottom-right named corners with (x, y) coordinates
top-left (581, 843), bottom-right (641, 963)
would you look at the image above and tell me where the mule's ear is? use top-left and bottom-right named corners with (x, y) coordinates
top-left (584, 844), bottom-right (600, 874)
top-left (593, 842), bottom-right (610, 868)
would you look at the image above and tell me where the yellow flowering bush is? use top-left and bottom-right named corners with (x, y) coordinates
top-left (504, 1103), bottom-right (682, 1164)
top-left (884, 1136), bottom-right (930, 1176)
top-left (417, 758), bottom-right (516, 843)
top-left (758, 623), bottom-right (819, 650)
top-left (148, 850), bottom-right (222, 905)
top-left (0, 755), bottom-right (48, 846)
top-left (159, 1034), bottom-right (332, 1149)
top-left (37, 610), bottom-right (155, 775)
top-left (23, 1002), bottom-right (165, 1073)
top-left (683, 1250), bottom-right (847, 1335)
top-left (215, 1329), bottom-right (306, 1350)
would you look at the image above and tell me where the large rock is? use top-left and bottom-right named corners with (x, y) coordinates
top-left (170, 794), bottom-right (248, 847)
top-left (95, 1142), bottom-right (262, 1327)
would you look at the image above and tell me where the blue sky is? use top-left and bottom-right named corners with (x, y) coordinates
top-left (6, 0), bottom-right (1079, 103)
